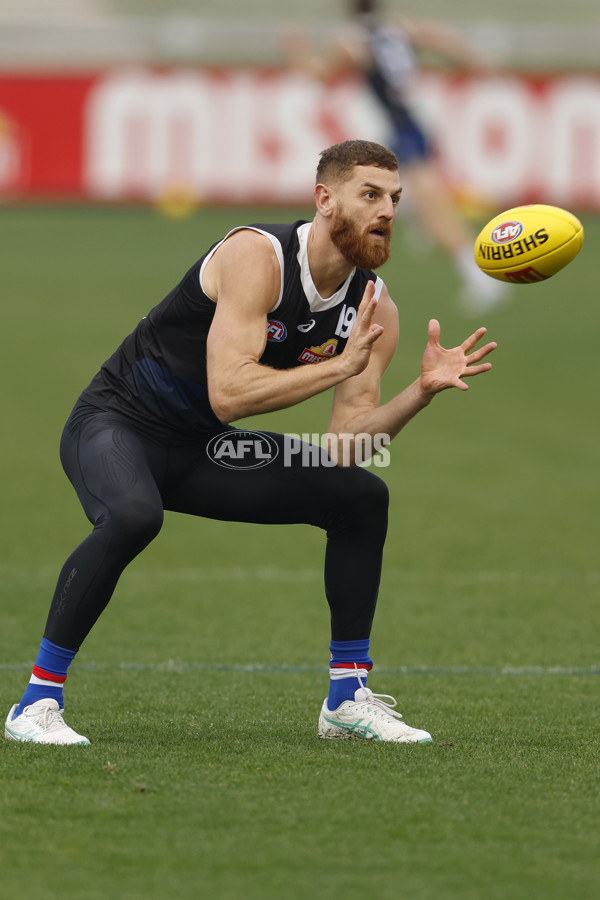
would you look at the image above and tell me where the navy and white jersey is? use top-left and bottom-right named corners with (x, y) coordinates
top-left (353, 16), bottom-right (431, 164)
top-left (358, 16), bottom-right (418, 126)
top-left (79, 220), bottom-right (382, 441)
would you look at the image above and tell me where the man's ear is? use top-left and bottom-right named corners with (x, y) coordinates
top-left (314, 182), bottom-right (335, 218)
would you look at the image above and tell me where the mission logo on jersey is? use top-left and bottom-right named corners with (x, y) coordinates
top-left (298, 339), bottom-right (338, 364)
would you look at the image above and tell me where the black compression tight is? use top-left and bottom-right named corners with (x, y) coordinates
top-left (44, 405), bottom-right (389, 650)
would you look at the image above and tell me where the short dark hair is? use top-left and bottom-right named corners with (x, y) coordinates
top-left (351, 0), bottom-right (382, 17)
top-left (316, 140), bottom-right (398, 185)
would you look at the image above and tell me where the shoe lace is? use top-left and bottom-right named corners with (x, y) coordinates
top-left (353, 664), bottom-right (404, 721)
top-left (27, 703), bottom-right (66, 733)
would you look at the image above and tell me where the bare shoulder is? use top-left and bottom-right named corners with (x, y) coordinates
top-left (203, 228), bottom-right (281, 305)
top-left (212, 227), bottom-right (279, 269)
top-left (373, 282), bottom-right (399, 330)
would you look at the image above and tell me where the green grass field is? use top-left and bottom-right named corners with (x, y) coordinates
top-left (0, 204), bottom-right (598, 900)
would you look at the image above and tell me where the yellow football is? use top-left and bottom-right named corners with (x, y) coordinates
top-left (474, 204), bottom-right (584, 283)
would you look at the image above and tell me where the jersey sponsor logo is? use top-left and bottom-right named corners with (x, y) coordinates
top-left (297, 319), bottom-right (316, 333)
top-left (206, 430), bottom-right (279, 469)
top-left (491, 220), bottom-right (523, 244)
top-left (266, 319), bottom-right (287, 342)
top-left (298, 338), bottom-right (338, 365)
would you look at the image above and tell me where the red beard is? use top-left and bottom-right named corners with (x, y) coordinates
top-left (330, 208), bottom-right (392, 270)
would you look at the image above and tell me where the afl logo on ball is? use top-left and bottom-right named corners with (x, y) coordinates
top-left (267, 319), bottom-right (287, 342)
top-left (491, 221), bottom-right (524, 244)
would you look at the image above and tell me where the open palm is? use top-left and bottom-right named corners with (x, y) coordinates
top-left (421, 319), bottom-right (497, 394)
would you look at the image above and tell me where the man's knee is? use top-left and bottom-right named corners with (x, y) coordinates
top-left (347, 468), bottom-right (389, 518)
top-left (323, 467), bottom-right (389, 531)
top-left (101, 498), bottom-right (164, 551)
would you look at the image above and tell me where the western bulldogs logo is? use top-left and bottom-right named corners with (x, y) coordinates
top-left (266, 319), bottom-right (287, 342)
top-left (491, 221), bottom-right (523, 244)
top-left (298, 339), bottom-right (338, 365)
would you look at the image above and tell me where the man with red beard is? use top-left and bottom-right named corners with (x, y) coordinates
top-left (5, 140), bottom-right (496, 747)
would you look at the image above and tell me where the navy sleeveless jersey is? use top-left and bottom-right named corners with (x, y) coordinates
top-left (359, 18), bottom-right (418, 127)
top-left (79, 220), bottom-right (379, 441)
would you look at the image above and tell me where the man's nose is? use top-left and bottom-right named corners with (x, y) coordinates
top-left (379, 196), bottom-right (396, 219)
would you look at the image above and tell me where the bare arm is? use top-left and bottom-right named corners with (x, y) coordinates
top-left (205, 232), bottom-right (384, 423)
top-left (328, 286), bottom-right (497, 463)
top-left (400, 17), bottom-right (496, 72)
top-left (282, 25), bottom-right (368, 81)
top-left (283, 17), bottom-right (494, 81)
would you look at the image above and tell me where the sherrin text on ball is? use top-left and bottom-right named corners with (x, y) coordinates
top-left (474, 204), bottom-right (583, 283)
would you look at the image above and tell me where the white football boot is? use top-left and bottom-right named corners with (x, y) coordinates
top-left (5, 698), bottom-right (90, 745)
top-left (318, 686), bottom-right (432, 744)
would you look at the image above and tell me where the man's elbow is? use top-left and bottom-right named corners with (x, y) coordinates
top-left (209, 386), bottom-right (237, 424)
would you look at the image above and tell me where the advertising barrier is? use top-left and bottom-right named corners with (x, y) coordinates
top-left (1, 67), bottom-right (599, 209)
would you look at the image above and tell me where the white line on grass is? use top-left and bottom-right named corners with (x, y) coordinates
top-left (1, 662), bottom-right (599, 676)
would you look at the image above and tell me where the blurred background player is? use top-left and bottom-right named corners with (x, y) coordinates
top-left (285, 0), bottom-right (510, 313)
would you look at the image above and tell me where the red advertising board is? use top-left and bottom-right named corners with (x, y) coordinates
top-left (0, 73), bottom-right (96, 196)
top-left (1, 67), bottom-right (599, 209)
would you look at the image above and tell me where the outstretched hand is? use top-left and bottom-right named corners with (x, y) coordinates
top-left (420, 319), bottom-right (497, 394)
top-left (340, 280), bottom-right (384, 377)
